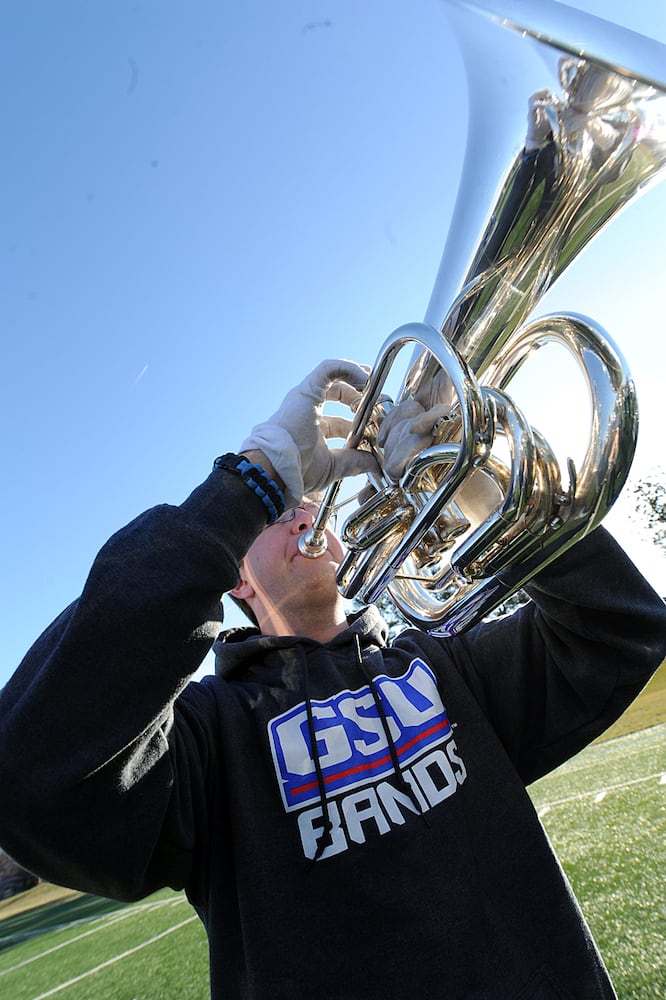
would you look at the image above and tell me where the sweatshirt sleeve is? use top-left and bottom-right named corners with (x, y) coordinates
top-left (0, 469), bottom-right (266, 901)
top-left (439, 526), bottom-right (666, 784)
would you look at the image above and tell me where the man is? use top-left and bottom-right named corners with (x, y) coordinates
top-left (0, 359), bottom-right (664, 999)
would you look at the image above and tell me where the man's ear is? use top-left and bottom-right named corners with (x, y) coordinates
top-left (229, 571), bottom-right (254, 602)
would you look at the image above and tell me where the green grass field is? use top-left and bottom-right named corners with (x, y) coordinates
top-left (1, 668), bottom-right (664, 999)
top-left (530, 723), bottom-right (666, 998)
top-left (0, 889), bottom-right (209, 999)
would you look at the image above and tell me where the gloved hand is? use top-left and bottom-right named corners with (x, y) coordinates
top-left (525, 89), bottom-right (554, 152)
top-left (373, 361), bottom-right (458, 483)
top-left (240, 359), bottom-right (379, 508)
top-left (377, 396), bottom-right (454, 482)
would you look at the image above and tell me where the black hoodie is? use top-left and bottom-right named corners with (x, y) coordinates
top-left (0, 469), bottom-right (664, 999)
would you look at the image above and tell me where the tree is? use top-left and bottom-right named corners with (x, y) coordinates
top-left (629, 467), bottom-right (666, 552)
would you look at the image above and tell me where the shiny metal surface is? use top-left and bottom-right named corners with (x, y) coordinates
top-left (312, 0), bottom-right (666, 632)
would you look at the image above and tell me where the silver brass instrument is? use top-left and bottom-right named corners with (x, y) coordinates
top-left (301, 0), bottom-right (666, 634)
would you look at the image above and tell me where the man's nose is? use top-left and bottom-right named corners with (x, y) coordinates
top-left (291, 507), bottom-right (315, 532)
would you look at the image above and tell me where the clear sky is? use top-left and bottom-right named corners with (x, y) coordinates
top-left (2, 0), bottom-right (665, 687)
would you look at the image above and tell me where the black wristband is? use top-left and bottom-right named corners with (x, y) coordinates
top-left (213, 453), bottom-right (286, 525)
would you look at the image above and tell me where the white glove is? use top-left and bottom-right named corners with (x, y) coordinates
top-left (377, 396), bottom-right (454, 482)
top-left (525, 89), bottom-right (554, 152)
top-left (240, 359), bottom-right (379, 508)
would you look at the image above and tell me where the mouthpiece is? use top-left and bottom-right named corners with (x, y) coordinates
top-left (298, 485), bottom-right (341, 558)
top-left (298, 529), bottom-right (328, 558)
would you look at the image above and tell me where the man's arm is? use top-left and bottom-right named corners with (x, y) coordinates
top-left (0, 469), bottom-right (265, 899)
top-left (440, 525), bottom-right (666, 784)
top-left (0, 359), bottom-right (377, 899)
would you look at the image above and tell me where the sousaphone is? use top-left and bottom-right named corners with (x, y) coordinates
top-left (300, 0), bottom-right (666, 634)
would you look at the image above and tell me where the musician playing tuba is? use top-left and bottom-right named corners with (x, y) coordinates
top-left (3, 0), bottom-right (666, 994)
top-left (0, 357), bottom-right (664, 999)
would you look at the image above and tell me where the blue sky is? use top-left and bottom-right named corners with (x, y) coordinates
top-left (2, 0), bottom-right (665, 686)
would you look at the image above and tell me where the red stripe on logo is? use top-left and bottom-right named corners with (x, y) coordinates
top-left (288, 717), bottom-right (449, 798)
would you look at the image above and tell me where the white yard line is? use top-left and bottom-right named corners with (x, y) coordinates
top-left (537, 770), bottom-right (664, 817)
top-left (30, 916), bottom-right (198, 999)
top-left (0, 912), bottom-right (130, 977)
top-left (0, 896), bottom-right (188, 979)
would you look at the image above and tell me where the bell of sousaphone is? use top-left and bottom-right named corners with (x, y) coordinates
top-left (306, 0), bottom-right (666, 633)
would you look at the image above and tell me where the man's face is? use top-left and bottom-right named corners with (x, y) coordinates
top-left (237, 503), bottom-right (346, 622)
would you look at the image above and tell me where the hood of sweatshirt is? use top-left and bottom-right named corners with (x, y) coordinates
top-left (212, 604), bottom-right (390, 680)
